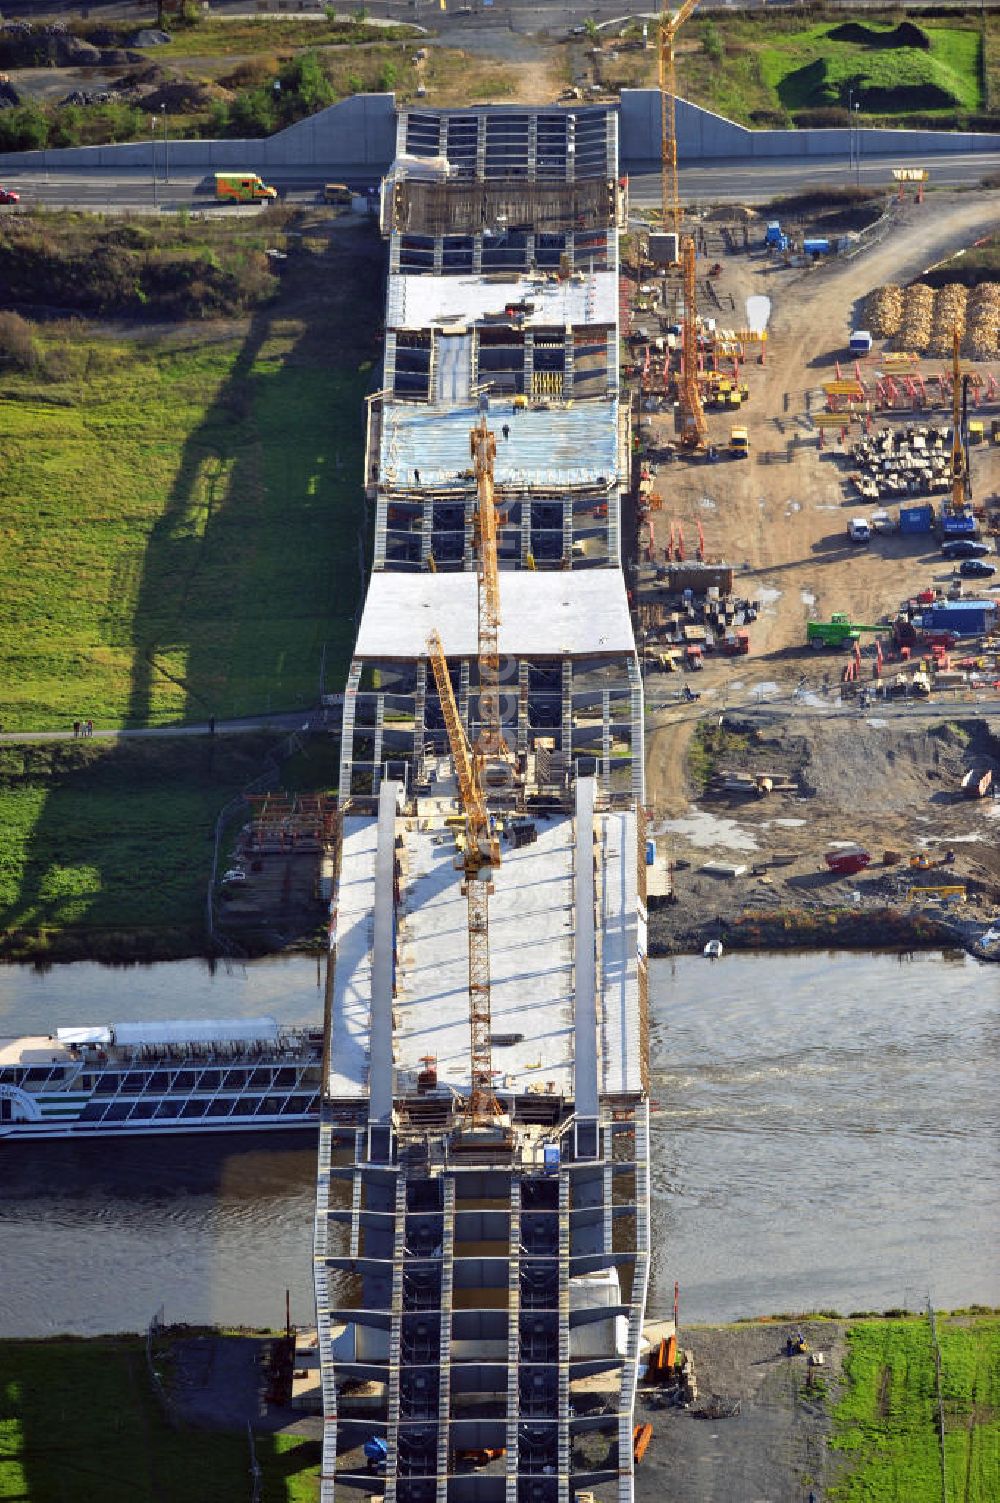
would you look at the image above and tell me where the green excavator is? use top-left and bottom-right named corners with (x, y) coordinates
top-left (806, 613), bottom-right (883, 649)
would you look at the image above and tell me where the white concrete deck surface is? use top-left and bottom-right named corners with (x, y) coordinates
top-left (379, 400), bottom-right (619, 489)
top-left (354, 569), bottom-right (634, 660)
top-left (387, 271), bottom-right (617, 332)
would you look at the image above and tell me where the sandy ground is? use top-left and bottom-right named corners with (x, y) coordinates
top-left (636, 1321), bottom-right (848, 1503)
top-left (636, 191), bottom-right (1000, 936)
top-left (646, 707), bottom-right (1000, 955)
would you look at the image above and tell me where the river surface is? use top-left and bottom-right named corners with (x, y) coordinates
top-left (0, 951), bottom-right (996, 1335)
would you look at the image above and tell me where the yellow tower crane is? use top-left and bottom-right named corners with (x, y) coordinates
top-left (659, 0), bottom-right (701, 243)
top-left (680, 237), bottom-right (708, 447)
top-left (469, 416), bottom-right (510, 762)
top-left (427, 629), bottom-right (503, 1130)
top-left (949, 328), bottom-right (972, 515)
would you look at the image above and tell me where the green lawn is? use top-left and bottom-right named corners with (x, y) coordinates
top-left (0, 1339), bottom-right (319, 1503)
top-left (0, 732), bottom-right (342, 956)
top-left (759, 23), bottom-right (982, 114)
top-left (0, 220), bottom-right (378, 731)
top-left (607, 14), bottom-right (993, 125)
top-left (830, 1315), bottom-right (1000, 1501)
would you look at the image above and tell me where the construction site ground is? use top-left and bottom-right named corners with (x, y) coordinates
top-left (634, 1320), bottom-right (848, 1503)
top-left (638, 190), bottom-right (1000, 948)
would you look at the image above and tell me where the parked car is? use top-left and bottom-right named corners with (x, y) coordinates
top-left (959, 558), bottom-right (997, 578)
top-left (941, 539), bottom-right (990, 559)
top-left (0, 186), bottom-right (20, 205)
top-left (221, 868), bottom-right (247, 885)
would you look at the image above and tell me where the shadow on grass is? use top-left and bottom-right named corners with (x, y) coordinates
top-left (0, 1336), bottom-right (323, 1503)
top-left (0, 221), bottom-right (383, 960)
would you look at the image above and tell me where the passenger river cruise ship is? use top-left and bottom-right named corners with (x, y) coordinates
top-left (0, 1017), bottom-right (322, 1139)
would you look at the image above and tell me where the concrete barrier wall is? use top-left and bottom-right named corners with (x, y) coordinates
top-left (619, 91), bottom-right (1000, 169)
top-left (0, 89), bottom-right (996, 177)
top-left (0, 92), bottom-right (397, 175)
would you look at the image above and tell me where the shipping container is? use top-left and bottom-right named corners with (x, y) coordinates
top-left (803, 238), bottom-right (831, 256)
top-left (923, 601), bottom-right (997, 635)
top-left (940, 509), bottom-right (978, 538)
top-left (899, 503), bottom-right (934, 534)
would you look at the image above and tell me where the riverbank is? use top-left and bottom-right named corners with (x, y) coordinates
top-left (0, 733), bottom-right (336, 963)
top-left (636, 1311), bottom-right (1000, 1503)
top-left (647, 709), bottom-right (1000, 965)
top-left (2, 1313), bottom-right (995, 1502)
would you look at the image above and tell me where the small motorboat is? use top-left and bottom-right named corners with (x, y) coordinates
top-left (703, 939), bottom-right (724, 960)
top-left (824, 845), bottom-right (871, 876)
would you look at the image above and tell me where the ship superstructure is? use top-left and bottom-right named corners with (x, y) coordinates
top-left (315, 105), bottom-right (651, 1503)
top-left (0, 1018), bottom-right (322, 1138)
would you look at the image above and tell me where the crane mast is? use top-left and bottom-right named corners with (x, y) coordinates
top-left (950, 328), bottom-right (971, 514)
top-left (427, 628), bottom-right (502, 1129)
top-left (470, 416), bottom-right (509, 762)
top-left (659, 0), bottom-right (701, 243)
top-left (680, 237), bottom-right (707, 446)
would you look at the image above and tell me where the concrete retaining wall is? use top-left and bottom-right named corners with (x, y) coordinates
top-left (0, 90), bottom-right (996, 178)
top-left (619, 91), bottom-right (1000, 169)
top-left (0, 92), bottom-right (397, 175)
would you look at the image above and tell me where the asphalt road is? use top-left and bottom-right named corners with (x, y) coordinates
top-left (2, 148), bottom-right (999, 213)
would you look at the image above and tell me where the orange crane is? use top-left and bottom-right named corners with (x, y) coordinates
top-left (469, 416), bottom-right (509, 762)
top-left (680, 237), bottom-right (707, 447)
top-left (949, 328), bottom-right (972, 514)
top-left (659, 0), bottom-right (701, 243)
top-left (427, 628), bottom-right (502, 1129)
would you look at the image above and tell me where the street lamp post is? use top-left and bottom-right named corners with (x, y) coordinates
top-left (161, 105), bottom-right (168, 187)
top-left (854, 102), bottom-right (861, 187)
top-left (847, 88), bottom-right (854, 181)
top-left (150, 116), bottom-right (157, 207)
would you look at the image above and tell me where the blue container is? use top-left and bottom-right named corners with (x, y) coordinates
top-left (543, 1144), bottom-right (560, 1175)
top-left (924, 601), bottom-right (996, 635)
top-left (645, 839), bottom-right (655, 865)
top-left (899, 504), bottom-right (934, 534)
top-left (803, 238), bottom-right (831, 256)
top-left (941, 510), bottom-right (977, 538)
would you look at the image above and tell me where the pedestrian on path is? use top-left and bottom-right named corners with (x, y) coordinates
top-left (86, 719), bottom-right (94, 737)
top-left (73, 720), bottom-right (80, 738)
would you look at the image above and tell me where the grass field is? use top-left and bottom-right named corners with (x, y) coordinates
top-left (0, 217), bottom-right (379, 731)
top-left (601, 15), bottom-right (992, 125)
top-left (759, 23), bottom-right (981, 114)
top-left (0, 1338), bottom-right (319, 1503)
top-left (0, 733), bottom-right (339, 958)
top-left (830, 1315), bottom-right (1000, 1501)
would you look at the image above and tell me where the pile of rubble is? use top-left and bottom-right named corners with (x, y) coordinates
top-left (894, 283), bottom-right (934, 351)
top-left (927, 283), bottom-right (967, 356)
top-left (965, 282), bottom-right (1000, 360)
top-left (861, 283), bottom-right (903, 338)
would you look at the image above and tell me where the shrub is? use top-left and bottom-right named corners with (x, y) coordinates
top-left (0, 104), bottom-right (49, 152)
top-left (0, 311), bottom-right (39, 371)
top-left (701, 20), bottom-right (724, 65)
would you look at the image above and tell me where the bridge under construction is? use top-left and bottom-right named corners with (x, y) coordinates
top-left (314, 103), bottom-right (652, 1503)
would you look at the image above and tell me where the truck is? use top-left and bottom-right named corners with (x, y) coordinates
top-left (214, 172), bottom-right (277, 203)
top-left (764, 221), bottom-right (789, 252)
top-left (730, 426), bottom-right (750, 458)
top-left (807, 613), bottom-right (882, 649)
top-left (848, 517), bottom-right (871, 544)
top-left (849, 330), bottom-right (873, 356)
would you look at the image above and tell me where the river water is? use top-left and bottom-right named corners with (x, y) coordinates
top-left (0, 952), bottom-right (996, 1335)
